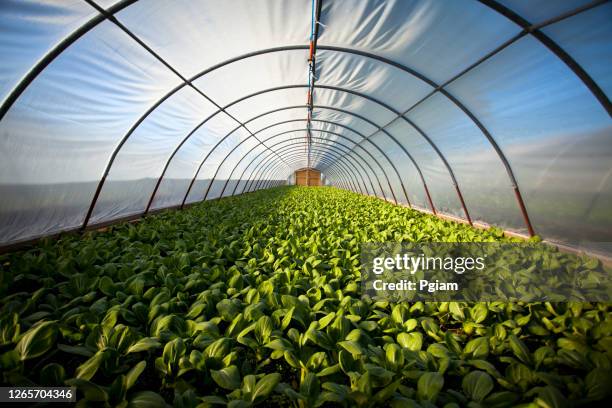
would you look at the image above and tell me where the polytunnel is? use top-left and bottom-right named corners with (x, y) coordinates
top-left (2, 1), bottom-right (612, 406)
top-left (1, 0), bottom-right (611, 253)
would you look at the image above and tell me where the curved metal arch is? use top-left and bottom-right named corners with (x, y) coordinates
top-left (263, 158), bottom-right (347, 191)
top-left (238, 143), bottom-right (366, 195)
top-left (83, 63), bottom-right (462, 228)
top-left (3, 0), bottom-right (605, 126)
top-left (321, 165), bottom-right (353, 191)
top-left (281, 155), bottom-right (357, 191)
top-left (244, 145), bottom-right (365, 196)
top-left (144, 84), bottom-right (400, 214)
top-left (263, 163), bottom-right (329, 191)
top-left (2, 3), bottom-right (607, 236)
top-left (234, 104), bottom-right (435, 211)
top-left (479, 0), bottom-right (611, 116)
top-left (146, 76), bottom-right (479, 219)
top-left (239, 132), bottom-right (383, 198)
top-left (242, 140), bottom-right (377, 197)
top-left (256, 155), bottom-right (354, 195)
top-left (260, 150), bottom-right (370, 193)
top-left (254, 118), bottom-right (405, 201)
top-left (187, 84), bottom-right (467, 217)
top-left (250, 129), bottom-right (385, 198)
top-left (222, 135), bottom-right (331, 194)
top-left (83, 67), bottom-right (457, 228)
top-left (300, 158), bottom-right (357, 192)
top-left (262, 155), bottom-right (348, 191)
top-left (313, 84), bottom-right (473, 223)
top-left (215, 133), bottom-right (374, 199)
top-left (264, 155), bottom-right (357, 193)
top-left (252, 147), bottom-right (365, 194)
top-left (215, 136), bottom-right (344, 198)
top-left (0, 0), bottom-right (138, 122)
top-left (250, 142), bottom-right (376, 195)
top-left (197, 117), bottom-right (405, 205)
top-left (265, 156), bottom-right (354, 191)
top-left (160, 104), bottom-right (401, 211)
top-left (245, 138), bottom-right (379, 197)
top-left (223, 129), bottom-right (368, 198)
top-left (168, 115), bottom-right (388, 211)
top-left (231, 142), bottom-right (364, 197)
top-left (245, 105), bottom-right (409, 191)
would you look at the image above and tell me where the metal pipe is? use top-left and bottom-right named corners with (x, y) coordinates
top-left (240, 133), bottom-right (381, 197)
top-left (244, 142), bottom-right (373, 195)
top-left (197, 118), bottom-right (401, 204)
top-left (248, 142), bottom-right (373, 194)
top-left (256, 150), bottom-right (360, 193)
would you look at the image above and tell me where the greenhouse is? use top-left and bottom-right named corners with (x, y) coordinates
top-left (1, 0), bottom-right (611, 406)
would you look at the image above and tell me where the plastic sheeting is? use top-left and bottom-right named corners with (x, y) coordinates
top-left (0, 0), bottom-right (610, 255)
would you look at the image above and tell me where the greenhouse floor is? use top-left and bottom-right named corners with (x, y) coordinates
top-left (0, 186), bottom-right (610, 407)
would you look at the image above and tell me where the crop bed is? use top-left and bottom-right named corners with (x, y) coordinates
top-left (0, 186), bottom-right (610, 407)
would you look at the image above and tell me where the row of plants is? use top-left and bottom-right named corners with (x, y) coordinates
top-left (0, 186), bottom-right (610, 407)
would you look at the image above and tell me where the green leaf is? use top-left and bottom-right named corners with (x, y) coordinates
top-left (300, 372), bottom-right (320, 402)
top-left (255, 316), bottom-right (273, 343)
top-left (585, 368), bottom-right (612, 400)
top-left (217, 299), bottom-right (241, 322)
top-left (109, 374), bottom-right (127, 405)
top-left (76, 350), bottom-right (107, 381)
top-left (404, 319), bottom-right (418, 332)
top-left (417, 372), bottom-right (444, 402)
top-left (306, 351), bottom-right (326, 371)
top-left (40, 363), bottom-right (65, 386)
top-left (125, 361), bottom-right (146, 390)
top-left (317, 364), bottom-right (340, 377)
top-left (462, 370), bottom-right (493, 402)
top-left (265, 338), bottom-right (293, 352)
top-left (471, 303), bottom-right (488, 324)
top-left (211, 365), bottom-right (241, 390)
top-left (204, 337), bottom-right (231, 360)
top-left (251, 373), bottom-right (281, 403)
top-left (338, 350), bottom-right (358, 373)
top-left (535, 386), bottom-right (568, 408)
top-left (199, 395), bottom-right (228, 406)
top-left (445, 331), bottom-right (462, 355)
top-left (127, 391), bottom-right (167, 408)
top-left (467, 359), bottom-right (501, 378)
top-left (15, 321), bottom-right (58, 361)
top-left (162, 337), bottom-right (186, 367)
top-left (385, 343), bottom-right (404, 370)
top-left (338, 340), bottom-right (365, 356)
top-left (449, 302), bottom-right (465, 321)
top-left (372, 379), bottom-right (401, 405)
top-left (57, 344), bottom-right (94, 357)
top-left (397, 332), bottom-right (423, 351)
top-left (283, 350), bottom-right (301, 368)
top-left (464, 336), bottom-right (489, 359)
top-left (318, 312), bottom-right (336, 329)
top-left (66, 378), bottom-right (108, 402)
top-left (227, 400), bottom-right (251, 408)
top-left (98, 276), bottom-right (116, 296)
top-left (0, 313), bottom-right (20, 346)
top-left (281, 307), bottom-right (294, 330)
top-left (509, 335), bottom-right (533, 365)
top-left (483, 391), bottom-right (520, 408)
top-left (127, 337), bottom-right (161, 354)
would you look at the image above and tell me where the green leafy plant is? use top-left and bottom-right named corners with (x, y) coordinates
top-left (0, 186), bottom-right (610, 407)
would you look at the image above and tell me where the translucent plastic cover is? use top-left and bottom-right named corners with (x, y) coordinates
top-left (0, 0), bottom-right (610, 255)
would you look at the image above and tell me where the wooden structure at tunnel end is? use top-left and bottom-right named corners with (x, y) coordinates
top-left (295, 168), bottom-right (322, 186)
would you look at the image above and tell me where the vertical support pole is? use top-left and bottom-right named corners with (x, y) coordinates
top-left (514, 186), bottom-right (535, 237)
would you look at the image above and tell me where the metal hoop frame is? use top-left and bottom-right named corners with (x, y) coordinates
top-left (1, 0), bottom-right (608, 245)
